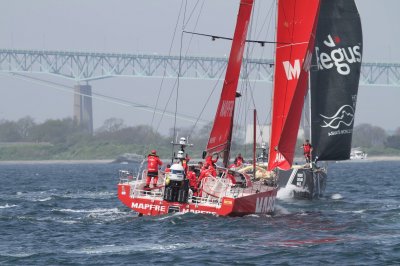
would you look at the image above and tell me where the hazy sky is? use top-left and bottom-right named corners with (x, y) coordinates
top-left (1, 0), bottom-right (399, 134)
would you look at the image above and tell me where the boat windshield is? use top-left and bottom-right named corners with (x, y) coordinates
top-left (171, 169), bottom-right (184, 175)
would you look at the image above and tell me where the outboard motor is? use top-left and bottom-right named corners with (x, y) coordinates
top-left (163, 163), bottom-right (189, 203)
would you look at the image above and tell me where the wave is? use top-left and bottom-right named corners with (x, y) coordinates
top-left (331, 193), bottom-right (344, 200)
top-left (0, 203), bottom-right (17, 209)
top-left (11, 190), bottom-right (114, 202)
top-left (53, 207), bottom-right (121, 214)
top-left (274, 204), bottom-right (291, 216)
top-left (277, 184), bottom-right (307, 200)
top-left (56, 191), bottom-right (115, 200)
top-left (335, 209), bottom-right (366, 214)
top-left (0, 252), bottom-right (36, 258)
top-left (34, 197), bottom-right (53, 202)
top-left (68, 242), bottom-right (190, 255)
top-left (50, 207), bottom-right (132, 223)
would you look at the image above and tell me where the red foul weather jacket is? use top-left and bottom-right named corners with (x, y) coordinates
top-left (147, 155), bottom-right (163, 172)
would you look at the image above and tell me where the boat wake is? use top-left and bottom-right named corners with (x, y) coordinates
top-left (277, 184), bottom-right (307, 200)
top-left (331, 193), bottom-right (343, 200)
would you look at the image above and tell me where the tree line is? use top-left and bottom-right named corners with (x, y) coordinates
top-left (0, 116), bottom-right (400, 159)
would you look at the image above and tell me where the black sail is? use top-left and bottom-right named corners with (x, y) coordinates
top-left (311, 0), bottom-right (363, 161)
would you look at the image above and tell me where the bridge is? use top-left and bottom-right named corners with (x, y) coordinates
top-left (1, 49), bottom-right (399, 133)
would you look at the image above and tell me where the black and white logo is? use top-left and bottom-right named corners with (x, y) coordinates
top-left (315, 34), bottom-right (362, 75)
top-left (320, 105), bottom-right (354, 130)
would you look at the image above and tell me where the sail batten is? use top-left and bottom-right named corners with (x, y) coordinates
top-left (206, 0), bottom-right (254, 167)
top-left (267, 0), bottom-right (321, 171)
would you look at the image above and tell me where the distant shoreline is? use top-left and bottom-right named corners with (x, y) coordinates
top-left (0, 159), bottom-right (115, 165)
top-left (1, 156), bottom-right (400, 164)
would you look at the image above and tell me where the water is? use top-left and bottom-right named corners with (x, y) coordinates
top-left (1, 161), bottom-right (399, 265)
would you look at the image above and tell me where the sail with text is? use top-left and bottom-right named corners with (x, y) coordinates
top-left (206, 0), bottom-right (254, 167)
top-left (311, 0), bottom-right (362, 161)
top-left (267, 0), bottom-right (321, 171)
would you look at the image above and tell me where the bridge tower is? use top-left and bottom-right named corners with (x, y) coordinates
top-left (73, 84), bottom-right (93, 134)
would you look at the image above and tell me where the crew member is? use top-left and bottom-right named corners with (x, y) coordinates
top-left (177, 151), bottom-right (190, 174)
top-left (145, 149), bottom-right (163, 189)
top-left (205, 154), bottom-right (218, 168)
top-left (229, 153), bottom-right (244, 170)
top-left (164, 164), bottom-right (171, 173)
top-left (187, 165), bottom-right (198, 196)
top-left (301, 139), bottom-right (313, 164)
top-left (234, 153), bottom-right (244, 167)
top-left (198, 163), bottom-right (216, 186)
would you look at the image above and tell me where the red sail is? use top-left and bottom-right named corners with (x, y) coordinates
top-left (268, 0), bottom-right (320, 171)
top-left (206, 0), bottom-right (254, 166)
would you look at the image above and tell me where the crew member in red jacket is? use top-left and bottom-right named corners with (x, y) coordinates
top-left (187, 166), bottom-right (198, 196)
top-left (145, 149), bottom-right (163, 189)
top-left (234, 153), bottom-right (244, 167)
top-left (301, 139), bottom-right (313, 163)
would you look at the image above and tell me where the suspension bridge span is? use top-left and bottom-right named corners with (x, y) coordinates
top-left (1, 49), bottom-right (399, 133)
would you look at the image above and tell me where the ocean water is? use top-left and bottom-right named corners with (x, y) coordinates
top-left (0, 161), bottom-right (399, 265)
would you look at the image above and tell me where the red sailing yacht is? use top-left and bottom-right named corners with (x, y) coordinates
top-left (117, 0), bottom-right (321, 216)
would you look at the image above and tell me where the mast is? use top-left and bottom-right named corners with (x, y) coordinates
top-left (205, 0), bottom-right (254, 167)
top-left (253, 109), bottom-right (256, 178)
top-left (267, 0), bottom-right (321, 171)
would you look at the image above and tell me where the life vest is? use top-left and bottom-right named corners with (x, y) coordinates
top-left (198, 165), bottom-right (216, 186)
top-left (303, 143), bottom-right (312, 154)
top-left (187, 171), bottom-right (197, 188)
top-left (235, 156), bottom-right (244, 166)
top-left (148, 154), bottom-right (163, 172)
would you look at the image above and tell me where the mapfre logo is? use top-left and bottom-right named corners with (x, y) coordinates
top-left (219, 100), bottom-right (234, 117)
top-left (282, 49), bottom-right (313, 80)
top-left (274, 152), bottom-right (285, 164)
top-left (315, 34), bottom-right (362, 75)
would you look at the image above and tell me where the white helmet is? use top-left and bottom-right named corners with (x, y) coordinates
top-left (169, 163), bottom-right (185, 181)
top-left (179, 137), bottom-right (187, 145)
top-left (261, 142), bottom-right (267, 149)
top-left (177, 150), bottom-right (184, 159)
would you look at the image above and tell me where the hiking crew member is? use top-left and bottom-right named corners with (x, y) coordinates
top-left (145, 149), bottom-right (163, 189)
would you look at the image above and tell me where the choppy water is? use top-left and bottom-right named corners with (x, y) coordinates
top-left (1, 161), bottom-right (399, 265)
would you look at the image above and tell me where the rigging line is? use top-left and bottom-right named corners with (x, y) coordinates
top-left (248, 0), bottom-right (275, 60)
top-left (187, 64), bottom-right (226, 139)
top-left (153, 0), bottom-right (190, 134)
top-left (182, 30), bottom-right (285, 46)
top-left (184, 1), bottom-right (224, 140)
top-left (182, 0), bottom-right (202, 29)
top-left (240, 1), bottom-right (271, 141)
top-left (183, 0), bottom-right (205, 56)
top-left (174, 0), bottom-right (187, 136)
top-left (150, 0), bottom-right (185, 130)
top-left (2, 72), bottom-right (208, 125)
top-left (171, 0), bottom-right (187, 159)
top-left (155, 1), bottom-right (204, 137)
top-left (258, 2), bottom-right (276, 130)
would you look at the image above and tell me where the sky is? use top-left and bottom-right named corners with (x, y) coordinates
top-left (0, 0), bottom-right (400, 135)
